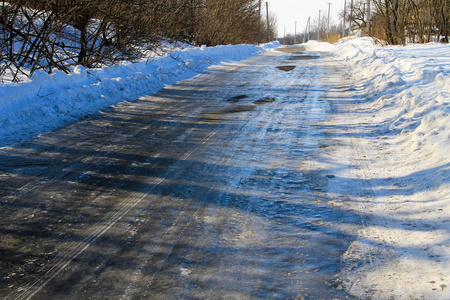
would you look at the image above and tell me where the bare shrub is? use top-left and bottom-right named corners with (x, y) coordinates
top-left (345, 0), bottom-right (449, 45)
top-left (0, 0), bottom-right (274, 81)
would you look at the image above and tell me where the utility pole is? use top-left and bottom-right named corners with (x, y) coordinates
top-left (327, 3), bottom-right (331, 40)
top-left (367, 0), bottom-right (371, 34)
top-left (343, 0), bottom-right (347, 38)
top-left (294, 21), bottom-right (297, 44)
top-left (308, 17), bottom-right (311, 41)
top-left (303, 23), bottom-right (307, 43)
top-left (284, 26), bottom-right (286, 41)
top-left (318, 10), bottom-right (321, 40)
top-left (266, 2), bottom-right (270, 42)
top-left (303, 18), bottom-right (309, 43)
top-left (304, 18), bottom-right (310, 43)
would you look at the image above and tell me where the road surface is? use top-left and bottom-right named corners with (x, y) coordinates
top-left (0, 47), bottom-right (363, 299)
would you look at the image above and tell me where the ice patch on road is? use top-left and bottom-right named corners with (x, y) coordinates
top-left (180, 267), bottom-right (192, 276)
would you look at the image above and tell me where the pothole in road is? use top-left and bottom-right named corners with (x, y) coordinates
top-left (289, 55), bottom-right (320, 60)
top-left (201, 105), bottom-right (256, 123)
top-left (253, 97), bottom-right (276, 105)
top-left (227, 95), bottom-right (248, 103)
top-left (276, 66), bottom-right (296, 72)
top-left (219, 105), bottom-right (256, 114)
top-left (275, 200), bottom-right (286, 204)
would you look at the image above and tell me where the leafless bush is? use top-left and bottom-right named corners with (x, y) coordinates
top-left (160, 0), bottom-right (274, 46)
top-left (1, 0), bottom-right (143, 80)
top-left (343, 0), bottom-right (449, 45)
top-left (0, 0), bottom-right (274, 81)
top-left (1, 1), bottom-right (70, 80)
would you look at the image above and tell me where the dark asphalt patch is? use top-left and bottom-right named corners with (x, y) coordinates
top-left (227, 95), bottom-right (248, 103)
top-left (253, 97), bottom-right (276, 105)
top-left (219, 105), bottom-right (256, 114)
top-left (201, 105), bottom-right (256, 123)
top-left (277, 66), bottom-right (296, 72)
top-left (289, 55), bottom-right (320, 60)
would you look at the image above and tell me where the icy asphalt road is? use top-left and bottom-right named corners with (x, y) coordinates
top-left (0, 48), bottom-right (363, 299)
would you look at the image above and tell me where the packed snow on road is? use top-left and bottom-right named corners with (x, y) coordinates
top-left (1, 37), bottom-right (449, 299)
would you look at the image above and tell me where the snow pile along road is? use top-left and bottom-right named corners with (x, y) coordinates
top-left (334, 38), bottom-right (450, 161)
top-left (307, 38), bottom-right (450, 299)
top-left (0, 42), bottom-right (279, 147)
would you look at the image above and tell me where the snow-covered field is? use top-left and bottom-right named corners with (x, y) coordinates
top-left (306, 38), bottom-right (450, 299)
top-left (0, 43), bottom-right (279, 147)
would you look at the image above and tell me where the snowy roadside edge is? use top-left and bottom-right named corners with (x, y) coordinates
top-left (0, 42), bottom-right (280, 147)
top-left (307, 38), bottom-right (450, 298)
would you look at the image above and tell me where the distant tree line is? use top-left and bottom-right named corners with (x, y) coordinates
top-left (344, 0), bottom-right (449, 45)
top-left (0, 0), bottom-right (275, 81)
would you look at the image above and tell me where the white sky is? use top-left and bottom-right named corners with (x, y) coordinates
top-left (267, 0), bottom-right (345, 37)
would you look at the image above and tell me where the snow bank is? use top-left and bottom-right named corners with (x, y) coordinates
top-left (308, 38), bottom-right (450, 299)
top-left (334, 38), bottom-right (450, 179)
top-left (0, 42), bottom-right (279, 147)
top-left (309, 37), bottom-right (450, 167)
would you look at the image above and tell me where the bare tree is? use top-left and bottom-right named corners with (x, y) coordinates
top-left (0, 0), bottom-right (274, 81)
top-left (432, 0), bottom-right (449, 42)
top-left (365, 0), bottom-right (448, 44)
top-left (194, 0), bottom-right (271, 46)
